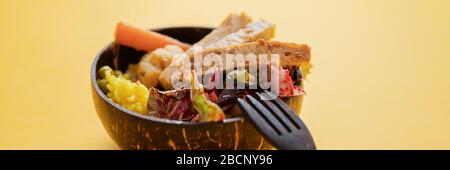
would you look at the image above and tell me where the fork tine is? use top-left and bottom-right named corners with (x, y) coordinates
top-left (268, 97), bottom-right (317, 150)
top-left (238, 95), bottom-right (316, 150)
top-left (253, 93), bottom-right (295, 131)
top-left (261, 90), bottom-right (304, 129)
top-left (245, 95), bottom-right (289, 134)
top-left (237, 98), bottom-right (281, 136)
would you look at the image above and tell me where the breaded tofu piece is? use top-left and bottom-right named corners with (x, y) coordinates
top-left (190, 39), bottom-right (311, 73)
top-left (159, 40), bottom-right (312, 90)
top-left (204, 19), bottom-right (276, 49)
top-left (186, 12), bottom-right (252, 53)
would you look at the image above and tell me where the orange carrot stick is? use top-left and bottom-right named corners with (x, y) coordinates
top-left (115, 22), bottom-right (191, 51)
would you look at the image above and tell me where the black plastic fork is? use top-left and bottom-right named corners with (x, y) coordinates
top-left (237, 92), bottom-right (316, 150)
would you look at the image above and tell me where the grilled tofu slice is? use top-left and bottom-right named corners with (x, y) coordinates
top-left (204, 19), bottom-right (275, 49)
top-left (186, 12), bottom-right (252, 53)
top-left (159, 40), bottom-right (311, 90)
top-left (190, 39), bottom-right (311, 72)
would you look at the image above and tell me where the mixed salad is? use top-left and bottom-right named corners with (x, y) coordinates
top-left (97, 12), bottom-right (311, 122)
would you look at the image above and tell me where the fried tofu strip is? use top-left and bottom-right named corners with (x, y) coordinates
top-left (159, 40), bottom-right (311, 90)
top-left (186, 12), bottom-right (252, 53)
top-left (191, 39), bottom-right (311, 71)
top-left (204, 19), bottom-right (275, 49)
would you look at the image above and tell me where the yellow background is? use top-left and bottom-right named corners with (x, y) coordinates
top-left (1, 0), bottom-right (449, 149)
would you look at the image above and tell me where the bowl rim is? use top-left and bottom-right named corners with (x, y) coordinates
top-left (91, 26), bottom-right (242, 125)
